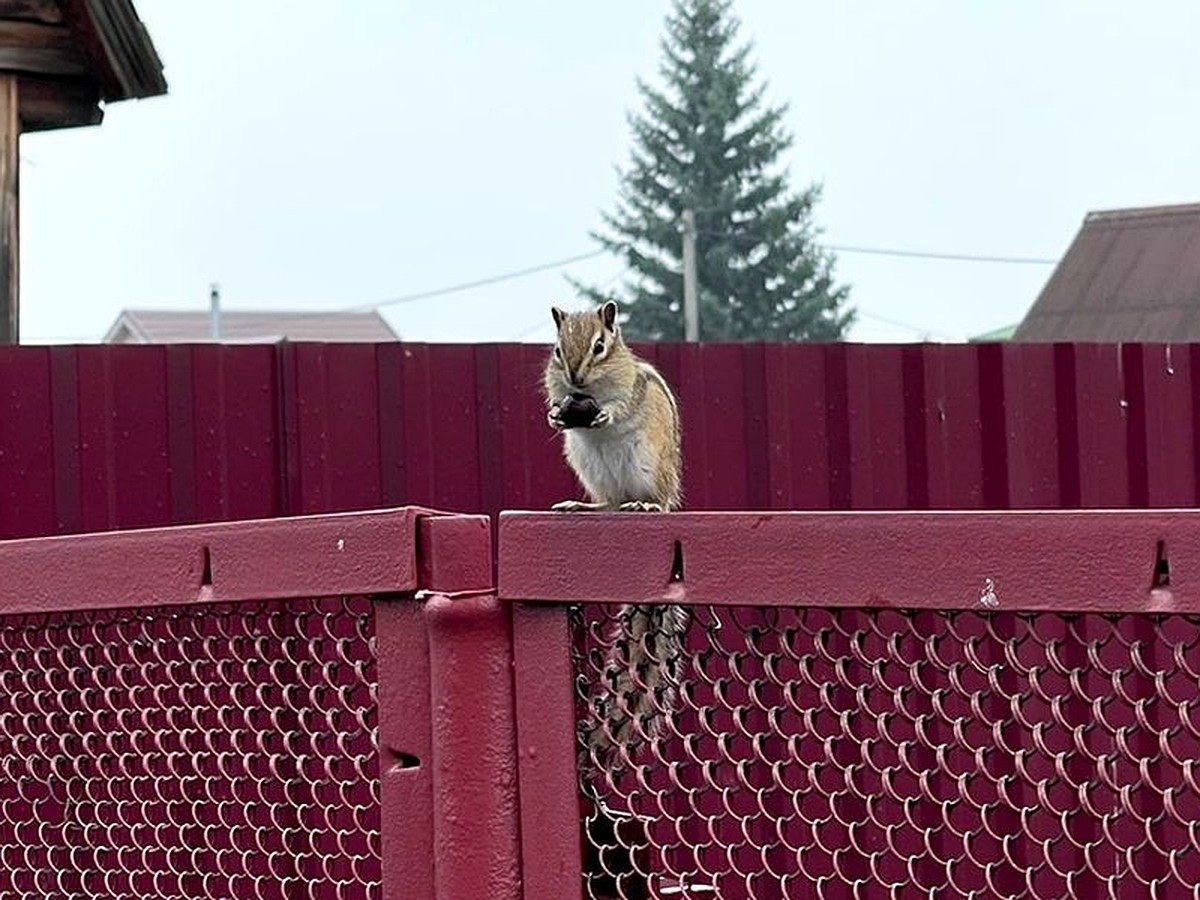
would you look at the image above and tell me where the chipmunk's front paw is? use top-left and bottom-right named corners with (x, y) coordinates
top-left (588, 407), bottom-right (613, 428)
top-left (618, 500), bottom-right (665, 512)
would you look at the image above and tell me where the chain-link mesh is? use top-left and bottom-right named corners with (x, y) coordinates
top-left (573, 603), bottom-right (1200, 900)
top-left (0, 595), bottom-right (379, 900)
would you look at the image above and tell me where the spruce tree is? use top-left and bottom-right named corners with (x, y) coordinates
top-left (573, 0), bottom-right (854, 342)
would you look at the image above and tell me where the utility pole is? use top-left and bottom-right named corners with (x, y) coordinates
top-left (682, 207), bottom-right (699, 341)
top-left (0, 76), bottom-right (19, 344)
top-left (209, 283), bottom-right (221, 340)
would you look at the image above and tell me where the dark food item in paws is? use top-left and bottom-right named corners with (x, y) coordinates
top-left (558, 393), bottom-right (602, 428)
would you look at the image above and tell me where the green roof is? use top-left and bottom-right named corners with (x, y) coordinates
top-left (969, 324), bottom-right (1017, 342)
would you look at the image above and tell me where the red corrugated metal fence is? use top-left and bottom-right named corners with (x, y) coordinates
top-left (1, 339), bottom-right (1198, 899)
top-left (0, 341), bottom-right (1196, 543)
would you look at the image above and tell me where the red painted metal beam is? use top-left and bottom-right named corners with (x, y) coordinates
top-left (0, 505), bottom-right (481, 615)
top-left (497, 510), bottom-right (1190, 614)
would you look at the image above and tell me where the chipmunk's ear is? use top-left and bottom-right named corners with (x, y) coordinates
top-left (551, 306), bottom-right (567, 330)
top-left (599, 300), bottom-right (618, 332)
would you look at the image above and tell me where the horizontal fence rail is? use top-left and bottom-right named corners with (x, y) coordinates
top-left (500, 509), bottom-right (1190, 613)
top-left (0, 507), bottom-right (508, 900)
top-left (0, 341), bottom-right (1197, 543)
top-left (499, 510), bottom-right (1200, 900)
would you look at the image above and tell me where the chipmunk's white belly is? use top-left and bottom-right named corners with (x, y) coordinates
top-left (564, 426), bottom-right (658, 505)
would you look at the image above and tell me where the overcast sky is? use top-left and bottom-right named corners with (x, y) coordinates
top-left (16, 1), bottom-right (1200, 344)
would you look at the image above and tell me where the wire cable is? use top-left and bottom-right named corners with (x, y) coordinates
top-left (343, 249), bottom-right (607, 312)
top-left (696, 227), bottom-right (1057, 265)
top-left (828, 244), bottom-right (1056, 265)
top-left (852, 310), bottom-right (955, 340)
top-left (346, 239), bottom-right (1054, 315)
top-left (509, 266), bottom-right (630, 339)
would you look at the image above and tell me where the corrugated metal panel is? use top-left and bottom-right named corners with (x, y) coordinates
top-left (0, 340), bottom-right (1195, 542)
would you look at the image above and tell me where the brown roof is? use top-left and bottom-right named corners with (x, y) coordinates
top-left (61, 0), bottom-right (167, 101)
top-left (104, 309), bottom-right (399, 343)
top-left (0, 0), bottom-right (167, 132)
top-left (1014, 202), bottom-right (1200, 341)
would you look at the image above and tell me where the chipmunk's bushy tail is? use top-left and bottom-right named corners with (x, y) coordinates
top-left (582, 601), bottom-right (689, 776)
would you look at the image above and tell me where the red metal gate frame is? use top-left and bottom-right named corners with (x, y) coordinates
top-left (0, 505), bottom-right (511, 900)
top-left (498, 508), bottom-right (1195, 899)
top-left (9, 505), bottom-right (1194, 898)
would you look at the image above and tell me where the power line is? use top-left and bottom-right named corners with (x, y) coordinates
top-left (511, 263), bottom-right (956, 341)
top-left (853, 310), bottom-right (955, 341)
top-left (349, 239), bottom-right (1057, 315)
top-left (344, 249), bottom-right (607, 312)
top-left (509, 266), bottom-right (629, 340)
top-left (827, 244), bottom-right (1057, 265)
top-left (512, 318), bottom-right (554, 341)
top-left (513, 295), bottom-right (951, 344)
top-left (697, 228), bottom-right (1057, 265)
top-left (514, 308), bottom-right (953, 342)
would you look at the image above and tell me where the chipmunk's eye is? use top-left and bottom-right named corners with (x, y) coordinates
top-left (553, 346), bottom-right (562, 360)
top-left (592, 339), bottom-right (605, 356)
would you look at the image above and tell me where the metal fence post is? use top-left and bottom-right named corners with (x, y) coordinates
top-left (376, 512), bottom-right (507, 900)
top-left (510, 602), bottom-right (585, 900)
top-left (375, 596), bottom-right (436, 900)
top-left (425, 592), bottom-right (520, 900)
top-left (418, 513), bottom-right (521, 900)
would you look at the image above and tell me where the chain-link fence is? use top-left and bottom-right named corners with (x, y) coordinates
top-left (0, 597), bottom-right (379, 899)
top-left (503, 509), bottom-right (1200, 900)
top-left (0, 508), bottom-right (502, 900)
top-left (572, 603), bottom-right (1199, 899)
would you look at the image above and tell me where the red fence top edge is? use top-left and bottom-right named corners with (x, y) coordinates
top-left (497, 509), bottom-right (1194, 615)
top-left (0, 506), bottom-right (487, 616)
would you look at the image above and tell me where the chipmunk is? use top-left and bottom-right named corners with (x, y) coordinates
top-left (543, 299), bottom-right (687, 772)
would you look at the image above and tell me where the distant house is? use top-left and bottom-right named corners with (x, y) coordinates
top-left (1014, 202), bottom-right (1200, 341)
top-left (104, 310), bottom-right (399, 344)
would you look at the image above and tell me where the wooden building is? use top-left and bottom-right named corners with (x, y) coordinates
top-left (0, 0), bottom-right (166, 342)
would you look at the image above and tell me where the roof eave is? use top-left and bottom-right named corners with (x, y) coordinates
top-left (60, 0), bottom-right (167, 102)
top-left (101, 311), bottom-right (148, 342)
